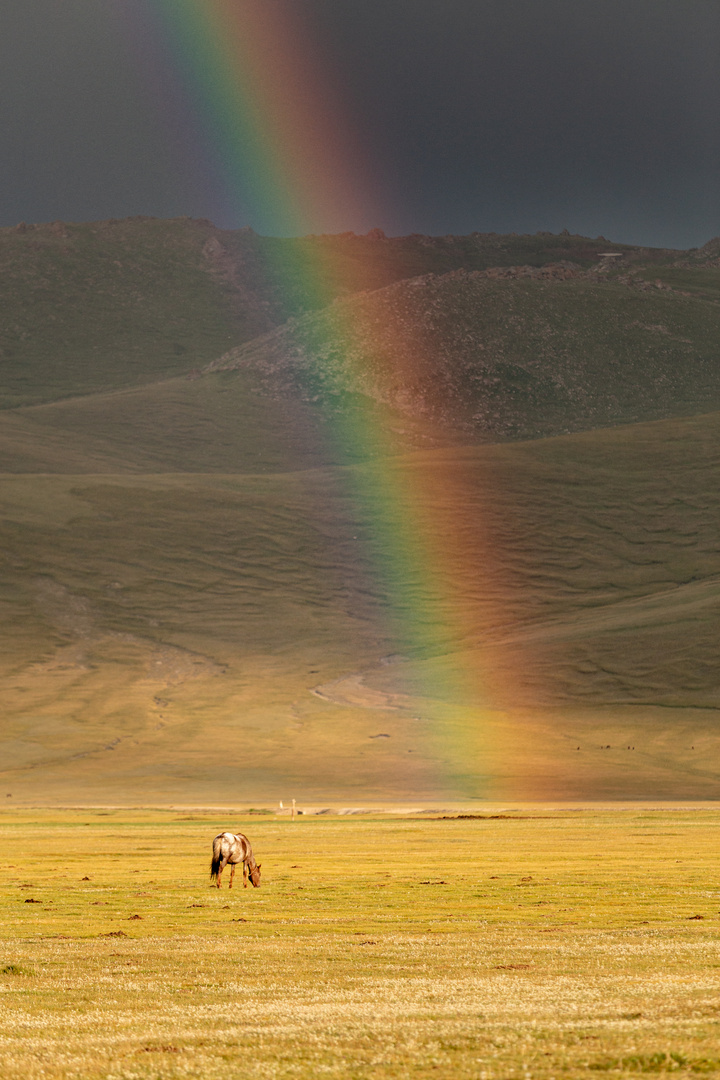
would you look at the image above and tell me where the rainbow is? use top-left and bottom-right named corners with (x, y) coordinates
top-left (149, 0), bottom-right (367, 238)
top-left (125, 0), bottom-right (522, 792)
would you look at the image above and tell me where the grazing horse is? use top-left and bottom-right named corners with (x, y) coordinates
top-left (210, 832), bottom-right (261, 889)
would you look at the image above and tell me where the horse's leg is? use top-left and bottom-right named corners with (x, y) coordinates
top-left (216, 860), bottom-right (224, 889)
top-left (229, 862), bottom-right (235, 889)
top-left (243, 862), bottom-right (248, 888)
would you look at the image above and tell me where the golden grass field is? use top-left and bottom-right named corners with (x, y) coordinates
top-left (2, 808), bottom-right (720, 1079)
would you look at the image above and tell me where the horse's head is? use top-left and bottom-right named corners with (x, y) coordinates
top-left (249, 862), bottom-right (261, 887)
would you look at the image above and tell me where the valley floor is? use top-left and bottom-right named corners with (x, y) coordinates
top-left (1, 808), bottom-right (719, 1079)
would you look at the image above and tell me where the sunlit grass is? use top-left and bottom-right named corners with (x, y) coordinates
top-left (1, 808), bottom-right (720, 1078)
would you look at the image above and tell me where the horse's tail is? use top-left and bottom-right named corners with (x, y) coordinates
top-left (210, 837), bottom-right (223, 881)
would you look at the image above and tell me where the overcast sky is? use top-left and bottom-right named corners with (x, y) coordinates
top-left (1, 0), bottom-right (719, 247)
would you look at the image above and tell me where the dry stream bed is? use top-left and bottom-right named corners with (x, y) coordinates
top-left (1, 809), bottom-right (720, 1078)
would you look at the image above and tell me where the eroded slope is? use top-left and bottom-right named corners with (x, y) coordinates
top-left (1, 413), bottom-right (719, 801)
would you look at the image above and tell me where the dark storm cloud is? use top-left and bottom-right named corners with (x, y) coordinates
top-left (0, 0), bottom-right (223, 225)
top-left (1, 0), bottom-right (719, 246)
top-left (302, 0), bottom-right (720, 246)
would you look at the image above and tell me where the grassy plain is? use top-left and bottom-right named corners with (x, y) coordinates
top-left (1, 808), bottom-right (720, 1079)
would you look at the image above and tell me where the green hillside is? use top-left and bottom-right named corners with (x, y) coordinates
top-left (0, 218), bottom-right (248, 407)
top-left (0, 216), bottom-right (671, 409)
top-left (211, 268), bottom-right (720, 440)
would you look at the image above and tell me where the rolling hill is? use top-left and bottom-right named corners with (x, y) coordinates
top-left (209, 265), bottom-right (720, 441)
top-left (1, 219), bottom-right (720, 804)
